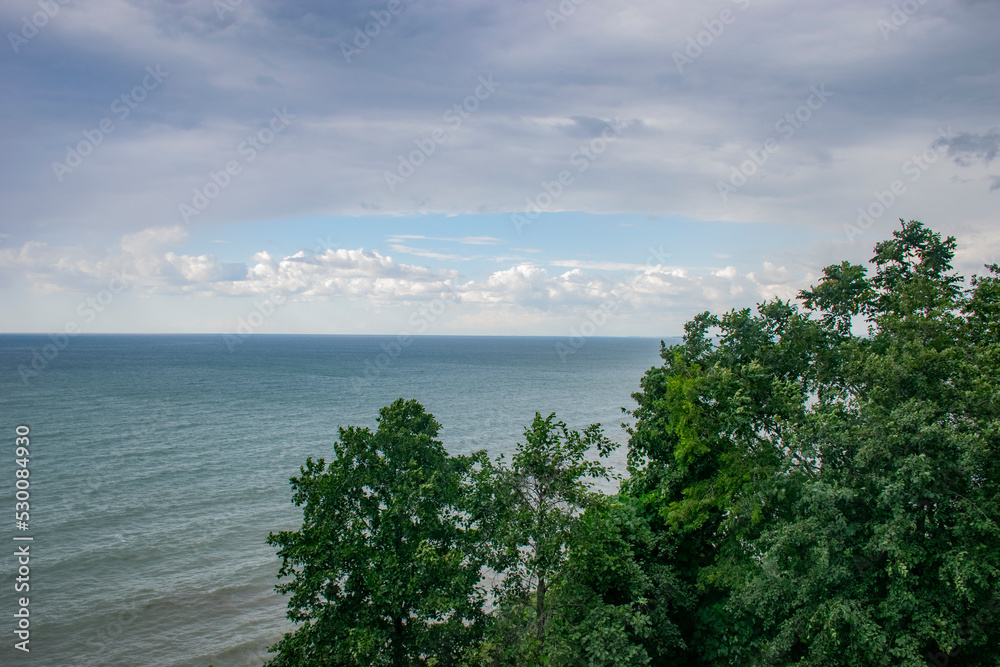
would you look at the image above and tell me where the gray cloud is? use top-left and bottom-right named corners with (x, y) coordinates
top-left (1, 0), bottom-right (998, 239)
top-left (933, 129), bottom-right (1000, 167)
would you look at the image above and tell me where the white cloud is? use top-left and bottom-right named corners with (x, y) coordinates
top-left (164, 252), bottom-right (245, 284)
top-left (0, 227), bottom-right (811, 324)
top-left (120, 226), bottom-right (188, 256)
top-left (4, 211), bottom-right (907, 340)
top-left (388, 244), bottom-right (467, 261)
top-left (549, 260), bottom-right (649, 272)
top-left (751, 261), bottom-right (793, 285)
top-left (226, 247), bottom-right (458, 300)
top-left (386, 235), bottom-right (503, 245)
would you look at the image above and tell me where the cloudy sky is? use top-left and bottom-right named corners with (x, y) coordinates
top-left (2, 0), bottom-right (997, 336)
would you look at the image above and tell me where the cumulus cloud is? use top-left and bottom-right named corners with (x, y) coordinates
top-left (164, 252), bottom-right (247, 284)
top-left (120, 226), bottom-right (188, 256)
top-left (750, 261), bottom-right (793, 285)
top-left (0, 240), bottom-right (119, 293)
top-left (0, 227), bottom-right (806, 321)
top-left (235, 247), bottom-right (457, 300)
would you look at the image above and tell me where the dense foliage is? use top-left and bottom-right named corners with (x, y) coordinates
top-left (266, 399), bottom-right (486, 665)
top-left (269, 222), bottom-right (999, 666)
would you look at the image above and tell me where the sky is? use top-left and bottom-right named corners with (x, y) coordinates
top-left (1, 0), bottom-right (997, 336)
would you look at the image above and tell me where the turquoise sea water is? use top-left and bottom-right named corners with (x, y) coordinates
top-left (0, 334), bottom-right (669, 666)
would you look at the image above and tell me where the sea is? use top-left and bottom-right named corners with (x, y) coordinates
top-left (0, 334), bottom-right (669, 666)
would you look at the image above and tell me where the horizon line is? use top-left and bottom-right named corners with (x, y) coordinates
top-left (0, 331), bottom-right (681, 339)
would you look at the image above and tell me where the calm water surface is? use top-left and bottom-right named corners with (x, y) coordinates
top-left (0, 334), bottom-right (669, 666)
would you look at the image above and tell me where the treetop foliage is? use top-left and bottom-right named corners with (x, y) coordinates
top-left (269, 221), bottom-right (999, 666)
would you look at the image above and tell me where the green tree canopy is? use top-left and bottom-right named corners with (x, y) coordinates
top-left (469, 413), bottom-right (617, 665)
top-left (266, 398), bottom-right (486, 666)
top-left (625, 221), bottom-right (1000, 665)
top-left (265, 221), bottom-right (999, 666)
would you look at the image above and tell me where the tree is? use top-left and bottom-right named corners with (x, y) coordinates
top-left (266, 399), bottom-right (486, 666)
top-left (625, 221), bottom-right (1000, 665)
top-left (470, 413), bottom-right (616, 665)
top-left (623, 299), bottom-right (816, 663)
top-left (727, 221), bottom-right (1000, 666)
top-left (541, 494), bottom-right (693, 666)
top-left (263, 221), bottom-right (1000, 665)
